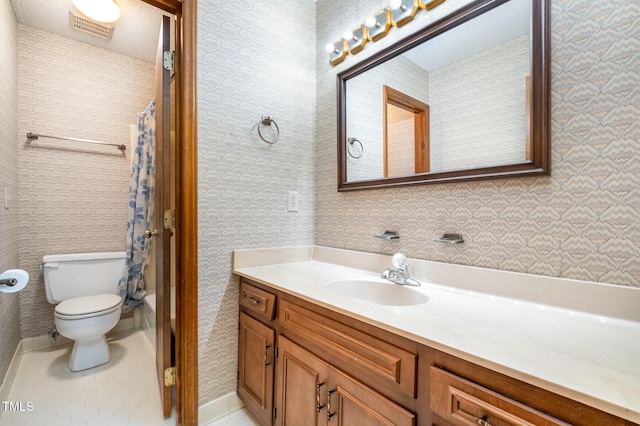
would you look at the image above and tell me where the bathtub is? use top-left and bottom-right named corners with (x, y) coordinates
top-left (142, 287), bottom-right (176, 350)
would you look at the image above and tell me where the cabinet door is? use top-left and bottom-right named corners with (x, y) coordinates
top-left (326, 366), bottom-right (415, 426)
top-left (238, 312), bottom-right (275, 425)
top-left (275, 336), bottom-right (329, 426)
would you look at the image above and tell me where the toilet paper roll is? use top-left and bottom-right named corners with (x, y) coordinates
top-left (0, 269), bottom-right (29, 293)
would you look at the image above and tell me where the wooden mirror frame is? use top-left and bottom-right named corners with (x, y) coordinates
top-left (337, 0), bottom-right (549, 191)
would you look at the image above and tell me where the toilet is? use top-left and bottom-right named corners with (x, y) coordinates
top-left (42, 251), bottom-right (126, 371)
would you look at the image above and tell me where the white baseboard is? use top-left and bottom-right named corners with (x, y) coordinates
top-left (199, 392), bottom-right (245, 425)
top-left (0, 340), bottom-right (24, 415)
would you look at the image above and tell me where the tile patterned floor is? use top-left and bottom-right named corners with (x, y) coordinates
top-left (205, 408), bottom-right (260, 426)
top-left (0, 329), bottom-right (174, 425)
top-left (0, 328), bottom-right (262, 425)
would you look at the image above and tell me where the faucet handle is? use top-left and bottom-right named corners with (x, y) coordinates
top-left (392, 253), bottom-right (407, 270)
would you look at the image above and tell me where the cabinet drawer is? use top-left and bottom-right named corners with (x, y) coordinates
top-left (430, 366), bottom-right (570, 426)
top-left (279, 299), bottom-right (417, 399)
top-left (240, 281), bottom-right (276, 321)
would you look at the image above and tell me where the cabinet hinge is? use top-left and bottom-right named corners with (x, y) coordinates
top-left (275, 346), bottom-right (278, 358)
top-left (163, 50), bottom-right (175, 71)
top-left (164, 366), bottom-right (176, 387)
top-left (273, 407), bottom-right (277, 419)
top-left (164, 209), bottom-right (175, 230)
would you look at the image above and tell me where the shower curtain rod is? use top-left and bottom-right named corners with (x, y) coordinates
top-left (26, 132), bottom-right (126, 152)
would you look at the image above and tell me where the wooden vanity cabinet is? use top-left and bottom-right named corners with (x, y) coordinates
top-left (276, 335), bottom-right (415, 426)
top-left (238, 278), bottom-right (638, 426)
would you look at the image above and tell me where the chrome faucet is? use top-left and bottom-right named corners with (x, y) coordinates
top-left (381, 253), bottom-right (421, 287)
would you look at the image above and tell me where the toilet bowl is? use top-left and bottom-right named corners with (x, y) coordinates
top-left (42, 252), bottom-right (126, 371)
top-left (54, 294), bottom-right (123, 371)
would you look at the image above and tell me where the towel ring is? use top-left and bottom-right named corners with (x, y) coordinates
top-left (347, 137), bottom-right (363, 159)
top-left (258, 116), bottom-right (280, 144)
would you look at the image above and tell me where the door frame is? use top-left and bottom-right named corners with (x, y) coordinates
top-left (382, 85), bottom-right (430, 177)
top-left (142, 0), bottom-right (198, 425)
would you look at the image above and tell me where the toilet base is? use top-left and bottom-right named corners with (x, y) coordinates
top-left (68, 335), bottom-right (110, 372)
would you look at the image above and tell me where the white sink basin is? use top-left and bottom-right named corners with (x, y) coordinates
top-left (324, 279), bottom-right (428, 306)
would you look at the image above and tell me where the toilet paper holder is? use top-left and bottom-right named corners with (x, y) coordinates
top-left (0, 269), bottom-right (29, 293)
top-left (0, 277), bottom-right (18, 287)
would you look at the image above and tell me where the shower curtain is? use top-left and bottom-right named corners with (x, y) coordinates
top-left (119, 101), bottom-right (156, 311)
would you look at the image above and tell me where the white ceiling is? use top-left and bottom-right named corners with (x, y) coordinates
top-left (10, 0), bottom-right (166, 63)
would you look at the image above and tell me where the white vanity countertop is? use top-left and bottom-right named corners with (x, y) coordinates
top-left (232, 246), bottom-right (640, 424)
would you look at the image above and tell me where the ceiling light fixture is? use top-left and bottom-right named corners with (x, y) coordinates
top-left (72, 0), bottom-right (121, 24)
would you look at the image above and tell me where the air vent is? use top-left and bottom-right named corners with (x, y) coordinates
top-left (69, 11), bottom-right (114, 40)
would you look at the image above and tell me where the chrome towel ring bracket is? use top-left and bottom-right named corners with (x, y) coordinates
top-left (257, 116), bottom-right (280, 144)
top-left (347, 137), bottom-right (363, 159)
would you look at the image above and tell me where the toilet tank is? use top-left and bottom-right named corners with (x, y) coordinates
top-left (42, 252), bottom-right (127, 304)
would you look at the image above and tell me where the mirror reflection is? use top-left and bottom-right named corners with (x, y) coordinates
top-left (340, 0), bottom-right (547, 188)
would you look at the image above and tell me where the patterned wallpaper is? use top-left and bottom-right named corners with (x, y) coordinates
top-left (346, 57), bottom-right (431, 181)
top-left (197, 0), bottom-right (317, 404)
top-left (0, 0), bottom-right (21, 386)
top-left (316, 0), bottom-right (640, 287)
top-left (17, 25), bottom-right (155, 338)
top-left (429, 35), bottom-right (529, 172)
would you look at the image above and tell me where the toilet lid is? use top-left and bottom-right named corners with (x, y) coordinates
top-left (55, 294), bottom-right (122, 316)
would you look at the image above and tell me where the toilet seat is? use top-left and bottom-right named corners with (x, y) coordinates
top-left (55, 294), bottom-right (122, 320)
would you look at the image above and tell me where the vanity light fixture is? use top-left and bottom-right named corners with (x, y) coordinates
top-left (325, 40), bottom-right (348, 65)
top-left (344, 26), bottom-right (368, 54)
top-left (389, 0), bottom-right (419, 27)
top-left (419, 0), bottom-right (446, 10)
top-left (72, 0), bottom-right (120, 23)
top-left (365, 10), bottom-right (392, 42)
top-left (325, 0), bottom-right (447, 66)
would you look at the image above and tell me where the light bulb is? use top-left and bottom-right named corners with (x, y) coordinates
top-left (365, 15), bottom-right (377, 27)
top-left (343, 31), bottom-right (354, 41)
top-left (390, 0), bottom-right (402, 10)
top-left (325, 43), bottom-right (336, 54)
top-left (72, 0), bottom-right (121, 23)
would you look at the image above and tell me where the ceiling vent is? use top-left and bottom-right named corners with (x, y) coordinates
top-left (69, 11), bottom-right (114, 40)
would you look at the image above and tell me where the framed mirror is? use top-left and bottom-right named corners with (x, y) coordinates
top-left (337, 0), bottom-right (549, 191)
